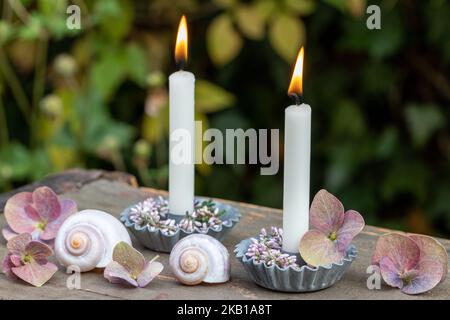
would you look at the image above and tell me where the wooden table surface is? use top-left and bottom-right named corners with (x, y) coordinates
top-left (0, 170), bottom-right (449, 300)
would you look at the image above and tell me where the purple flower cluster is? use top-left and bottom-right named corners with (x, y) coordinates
top-left (129, 198), bottom-right (226, 235)
top-left (129, 197), bottom-right (177, 235)
top-left (246, 227), bottom-right (299, 270)
top-left (179, 201), bottom-right (223, 233)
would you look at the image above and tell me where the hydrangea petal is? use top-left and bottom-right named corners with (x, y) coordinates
top-left (408, 234), bottom-right (448, 282)
top-left (40, 199), bottom-right (77, 240)
top-left (299, 230), bottom-right (344, 267)
top-left (137, 261), bottom-right (164, 288)
top-left (32, 187), bottom-right (61, 222)
top-left (372, 233), bottom-right (420, 271)
top-left (2, 254), bottom-right (17, 279)
top-left (379, 256), bottom-right (403, 289)
top-left (7, 233), bottom-right (32, 256)
top-left (104, 261), bottom-right (139, 287)
top-left (337, 210), bottom-right (365, 252)
top-left (4, 192), bottom-right (37, 234)
top-left (25, 241), bottom-right (53, 265)
top-left (9, 254), bottom-right (22, 267)
top-left (310, 189), bottom-right (345, 235)
top-left (2, 226), bottom-right (18, 241)
top-left (401, 260), bottom-right (444, 295)
top-left (11, 261), bottom-right (58, 287)
top-left (112, 242), bottom-right (145, 278)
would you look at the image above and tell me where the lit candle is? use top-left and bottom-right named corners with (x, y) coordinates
top-left (282, 47), bottom-right (311, 253)
top-left (169, 15), bottom-right (195, 215)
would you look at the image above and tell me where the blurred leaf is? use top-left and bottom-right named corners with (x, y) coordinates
top-left (375, 127), bottom-right (399, 159)
top-left (405, 104), bottom-right (445, 148)
top-left (235, 4), bottom-right (265, 40)
top-left (18, 14), bottom-right (44, 40)
top-left (142, 107), bottom-right (168, 144)
top-left (8, 40), bottom-right (37, 72)
top-left (254, 0), bottom-right (276, 21)
top-left (126, 43), bottom-right (149, 85)
top-left (47, 143), bottom-right (78, 171)
top-left (0, 21), bottom-right (14, 45)
top-left (0, 143), bottom-right (31, 182)
top-left (286, 0), bottom-right (316, 16)
top-left (331, 100), bottom-right (366, 138)
top-left (196, 80), bottom-right (235, 113)
top-left (213, 0), bottom-right (236, 9)
top-left (382, 159), bottom-right (428, 203)
top-left (89, 48), bottom-right (127, 100)
top-left (207, 14), bottom-right (243, 66)
top-left (95, 0), bottom-right (133, 41)
top-left (269, 14), bottom-right (306, 62)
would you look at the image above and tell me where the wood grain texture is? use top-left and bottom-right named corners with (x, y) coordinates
top-left (0, 171), bottom-right (449, 300)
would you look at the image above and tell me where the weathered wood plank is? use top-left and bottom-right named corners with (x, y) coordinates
top-left (0, 172), bottom-right (449, 300)
top-left (0, 169), bottom-right (137, 212)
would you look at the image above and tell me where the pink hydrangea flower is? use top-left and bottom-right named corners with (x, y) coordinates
top-left (2, 186), bottom-right (78, 243)
top-left (299, 189), bottom-right (365, 267)
top-left (2, 233), bottom-right (58, 287)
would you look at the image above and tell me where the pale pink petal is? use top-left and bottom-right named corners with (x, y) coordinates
top-left (11, 261), bottom-right (58, 287)
top-left (40, 199), bottom-right (77, 240)
top-left (337, 210), bottom-right (365, 252)
top-left (299, 230), bottom-right (344, 267)
top-left (2, 227), bottom-right (18, 241)
top-left (4, 192), bottom-right (38, 234)
top-left (10, 254), bottom-right (22, 267)
top-left (310, 189), bottom-right (345, 235)
top-left (24, 205), bottom-right (42, 222)
top-left (32, 187), bottom-right (61, 222)
top-left (2, 254), bottom-right (17, 279)
top-left (401, 260), bottom-right (444, 295)
top-left (104, 261), bottom-right (139, 287)
top-left (7, 233), bottom-right (32, 256)
top-left (408, 234), bottom-right (448, 282)
top-left (372, 233), bottom-right (420, 271)
top-left (379, 256), bottom-right (403, 289)
top-left (137, 261), bottom-right (164, 288)
top-left (25, 241), bottom-right (53, 265)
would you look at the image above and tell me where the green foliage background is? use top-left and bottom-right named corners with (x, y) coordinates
top-left (0, 0), bottom-right (449, 237)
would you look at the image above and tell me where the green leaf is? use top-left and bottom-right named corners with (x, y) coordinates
top-left (331, 100), bottom-right (366, 138)
top-left (95, 0), bottom-right (133, 41)
top-left (196, 80), bottom-right (235, 113)
top-left (269, 14), bottom-right (306, 62)
top-left (126, 43), bottom-right (149, 86)
top-left (207, 14), bottom-right (243, 66)
top-left (235, 4), bottom-right (265, 40)
top-left (0, 143), bottom-right (31, 182)
top-left (405, 104), bottom-right (445, 148)
top-left (89, 48), bottom-right (127, 100)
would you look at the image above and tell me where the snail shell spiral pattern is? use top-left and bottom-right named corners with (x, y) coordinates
top-left (55, 209), bottom-right (131, 272)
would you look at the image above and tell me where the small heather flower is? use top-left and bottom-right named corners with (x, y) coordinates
top-left (245, 228), bottom-right (298, 269)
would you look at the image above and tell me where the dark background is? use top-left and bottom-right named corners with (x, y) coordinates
top-left (0, 0), bottom-right (449, 237)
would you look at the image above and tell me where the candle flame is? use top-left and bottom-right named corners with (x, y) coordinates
top-left (175, 15), bottom-right (188, 66)
top-left (288, 47), bottom-right (304, 97)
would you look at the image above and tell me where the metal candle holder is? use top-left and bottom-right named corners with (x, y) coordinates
top-left (121, 197), bottom-right (240, 253)
top-left (235, 237), bottom-right (357, 293)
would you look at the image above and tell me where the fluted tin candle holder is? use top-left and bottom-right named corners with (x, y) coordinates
top-left (121, 196), bottom-right (240, 253)
top-left (235, 236), bottom-right (357, 293)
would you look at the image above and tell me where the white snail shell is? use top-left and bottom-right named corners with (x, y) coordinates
top-left (169, 234), bottom-right (230, 285)
top-left (55, 209), bottom-right (131, 272)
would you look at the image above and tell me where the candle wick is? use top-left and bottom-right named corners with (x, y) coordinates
top-left (177, 60), bottom-right (186, 71)
top-left (289, 93), bottom-right (301, 106)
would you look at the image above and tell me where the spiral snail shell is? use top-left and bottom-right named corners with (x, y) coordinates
top-left (54, 209), bottom-right (132, 272)
top-left (169, 234), bottom-right (230, 285)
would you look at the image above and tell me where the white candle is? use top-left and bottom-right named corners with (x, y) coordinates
top-left (282, 104), bottom-right (311, 252)
top-left (282, 47), bottom-right (311, 253)
top-left (169, 15), bottom-right (195, 216)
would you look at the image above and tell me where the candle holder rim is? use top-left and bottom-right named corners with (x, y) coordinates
top-left (234, 237), bottom-right (357, 273)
